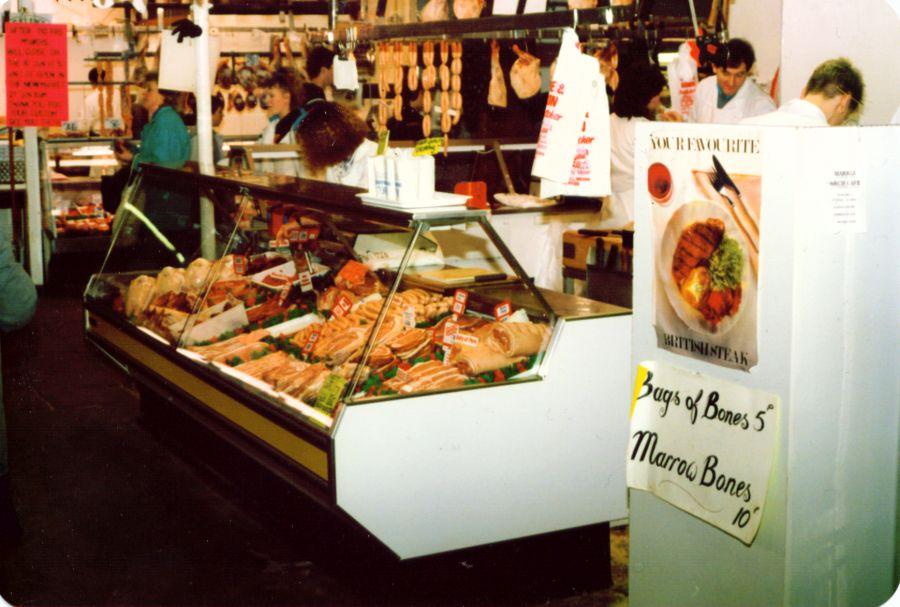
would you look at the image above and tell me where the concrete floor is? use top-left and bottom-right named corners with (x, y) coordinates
top-left (0, 293), bottom-right (629, 606)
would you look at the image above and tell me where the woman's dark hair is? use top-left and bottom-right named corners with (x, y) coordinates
top-left (266, 67), bottom-right (305, 111)
top-left (612, 64), bottom-right (666, 119)
top-left (295, 101), bottom-right (367, 173)
top-left (143, 71), bottom-right (180, 107)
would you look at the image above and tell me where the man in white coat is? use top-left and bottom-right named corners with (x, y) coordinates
top-left (689, 38), bottom-right (775, 124)
top-left (741, 58), bottom-right (864, 126)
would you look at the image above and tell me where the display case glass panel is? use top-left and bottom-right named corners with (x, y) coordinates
top-left (85, 166), bottom-right (556, 430)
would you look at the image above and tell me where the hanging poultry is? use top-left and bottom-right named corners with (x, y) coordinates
top-left (509, 44), bottom-right (541, 99)
top-left (420, 0), bottom-right (448, 21)
top-left (453, 0), bottom-right (484, 19)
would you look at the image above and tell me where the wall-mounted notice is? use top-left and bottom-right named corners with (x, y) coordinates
top-left (641, 125), bottom-right (763, 371)
top-left (4, 23), bottom-right (68, 127)
top-left (627, 360), bottom-right (779, 545)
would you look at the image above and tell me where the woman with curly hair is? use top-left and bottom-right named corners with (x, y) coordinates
top-left (295, 100), bottom-right (377, 188)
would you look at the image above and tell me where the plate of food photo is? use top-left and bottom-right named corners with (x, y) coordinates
top-left (658, 200), bottom-right (750, 336)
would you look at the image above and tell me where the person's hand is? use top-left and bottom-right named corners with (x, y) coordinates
top-left (657, 109), bottom-right (685, 122)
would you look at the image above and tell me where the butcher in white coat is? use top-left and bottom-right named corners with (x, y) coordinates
top-left (689, 38), bottom-right (775, 125)
top-left (742, 58), bottom-right (865, 127)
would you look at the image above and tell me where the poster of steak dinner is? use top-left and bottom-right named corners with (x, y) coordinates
top-left (646, 126), bottom-right (762, 371)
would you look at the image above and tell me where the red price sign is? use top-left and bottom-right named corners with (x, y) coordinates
top-left (454, 333), bottom-right (480, 348)
top-left (331, 294), bottom-right (353, 318)
top-left (442, 320), bottom-right (459, 345)
top-left (286, 227), bottom-right (301, 243)
top-left (337, 260), bottom-right (368, 286)
top-left (451, 289), bottom-right (469, 318)
top-left (493, 300), bottom-right (512, 321)
top-left (303, 330), bottom-right (321, 354)
top-left (232, 255), bottom-right (248, 275)
top-left (5, 23), bottom-right (68, 127)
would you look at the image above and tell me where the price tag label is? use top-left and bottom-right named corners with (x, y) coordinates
top-left (442, 320), bottom-right (459, 345)
top-left (337, 260), bottom-right (368, 286)
top-left (302, 329), bottom-right (321, 355)
top-left (299, 226), bottom-right (320, 242)
top-left (268, 239), bottom-right (290, 249)
top-left (402, 305), bottom-right (417, 328)
top-left (315, 373), bottom-right (348, 413)
top-left (298, 270), bottom-right (313, 293)
top-left (441, 344), bottom-right (453, 365)
top-left (232, 255), bottom-right (248, 275)
top-left (413, 137), bottom-right (444, 157)
top-left (451, 289), bottom-right (469, 317)
top-left (278, 284), bottom-right (292, 306)
top-left (287, 227), bottom-right (301, 243)
top-left (331, 294), bottom-right (354, 319)
top-left (493, 300), bottom-right (512, 321)
top-left (395, 366), bottom-right (409, 383)
top-left (454, 333), bottom-right (480, 348)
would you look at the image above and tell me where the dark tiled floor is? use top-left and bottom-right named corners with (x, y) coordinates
top-left (1, 293), bottom-right (628, 606)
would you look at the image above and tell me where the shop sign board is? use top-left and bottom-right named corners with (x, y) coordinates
top-left (641, 125), bottom-right (763, 371)
top-left (4, 22), bottom-right (68, 127)
top-left (627, 360), bottom-right (779, 544)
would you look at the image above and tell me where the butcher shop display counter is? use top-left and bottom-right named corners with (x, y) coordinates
top-left (83, 164), bottom-right (631, 559)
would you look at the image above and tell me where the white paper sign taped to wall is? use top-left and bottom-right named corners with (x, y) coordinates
top-left (159, 32), bottom-right (221, 93)
top-left (627, 360), bottom-right (779, 544)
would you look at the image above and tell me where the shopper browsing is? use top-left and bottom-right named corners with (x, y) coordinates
top-left (302, 46), bottom-right (336, 103)
top-left (294, 100), bottom-right (377, 188)
top-left (741, 58), bottom-right (865, 126)
top-left (256, 67), bottom-right (306, 177)
top-left (689, 38), bottom-right (775, 124)
top-left (604, 64), bottom-right (677, 229)
top-left (113, 72), bottom-right (191, 172)
top-left (0, 240), bottom-right (38, 545)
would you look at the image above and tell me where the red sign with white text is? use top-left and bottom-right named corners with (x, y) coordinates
top-left (5, 23), bottom-right (69, 127)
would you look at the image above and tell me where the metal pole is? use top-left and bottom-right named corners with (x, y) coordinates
top-left (193, 0), bottom-right (216, 259)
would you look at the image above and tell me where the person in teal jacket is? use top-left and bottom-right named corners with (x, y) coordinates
top-left (0, 239), bottom-right (38, 544)
top-left (114, 72), bottom-right (194, 258)
top-left (115, 72), bottom-right (191, 171)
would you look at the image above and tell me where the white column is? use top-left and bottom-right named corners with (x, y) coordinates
top-left (192, 0), bottom-right (216, 259)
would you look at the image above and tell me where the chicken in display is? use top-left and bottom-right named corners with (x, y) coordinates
top-left (509, 44), bottom-right (541, 99)
top-left (487, 40), bottom-right (508, 108)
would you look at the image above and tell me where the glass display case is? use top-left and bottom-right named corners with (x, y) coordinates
top-left (84, 164), bottom-right (631, 559)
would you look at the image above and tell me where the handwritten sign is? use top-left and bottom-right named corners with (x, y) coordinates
top-left (413, 137), bottom-right (444, 157)
top-left (5, 23), bottom-right (68, 127)
top-left (627, 360), bottom-right (779, 544)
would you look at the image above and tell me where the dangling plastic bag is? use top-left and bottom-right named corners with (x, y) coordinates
top-left (667, 41), bottom-right (698, 120)
top-left (535, 32), bottom-right (610, 198)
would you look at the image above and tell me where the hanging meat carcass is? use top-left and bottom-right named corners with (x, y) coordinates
top-left (453, 0), bottom-right (484, 19)
top-left (420, 0), bottom-right (448, 22)
top-left (487, 40), bottom-right (507, 108)
top-left (509, 44), bottom-right (540, 99)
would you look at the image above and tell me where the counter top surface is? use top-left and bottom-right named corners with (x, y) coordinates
top-left (491, 197), bottom-right (602, 216)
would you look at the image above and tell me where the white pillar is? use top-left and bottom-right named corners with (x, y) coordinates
top-left (192, 0), bottom-right (216, 259)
